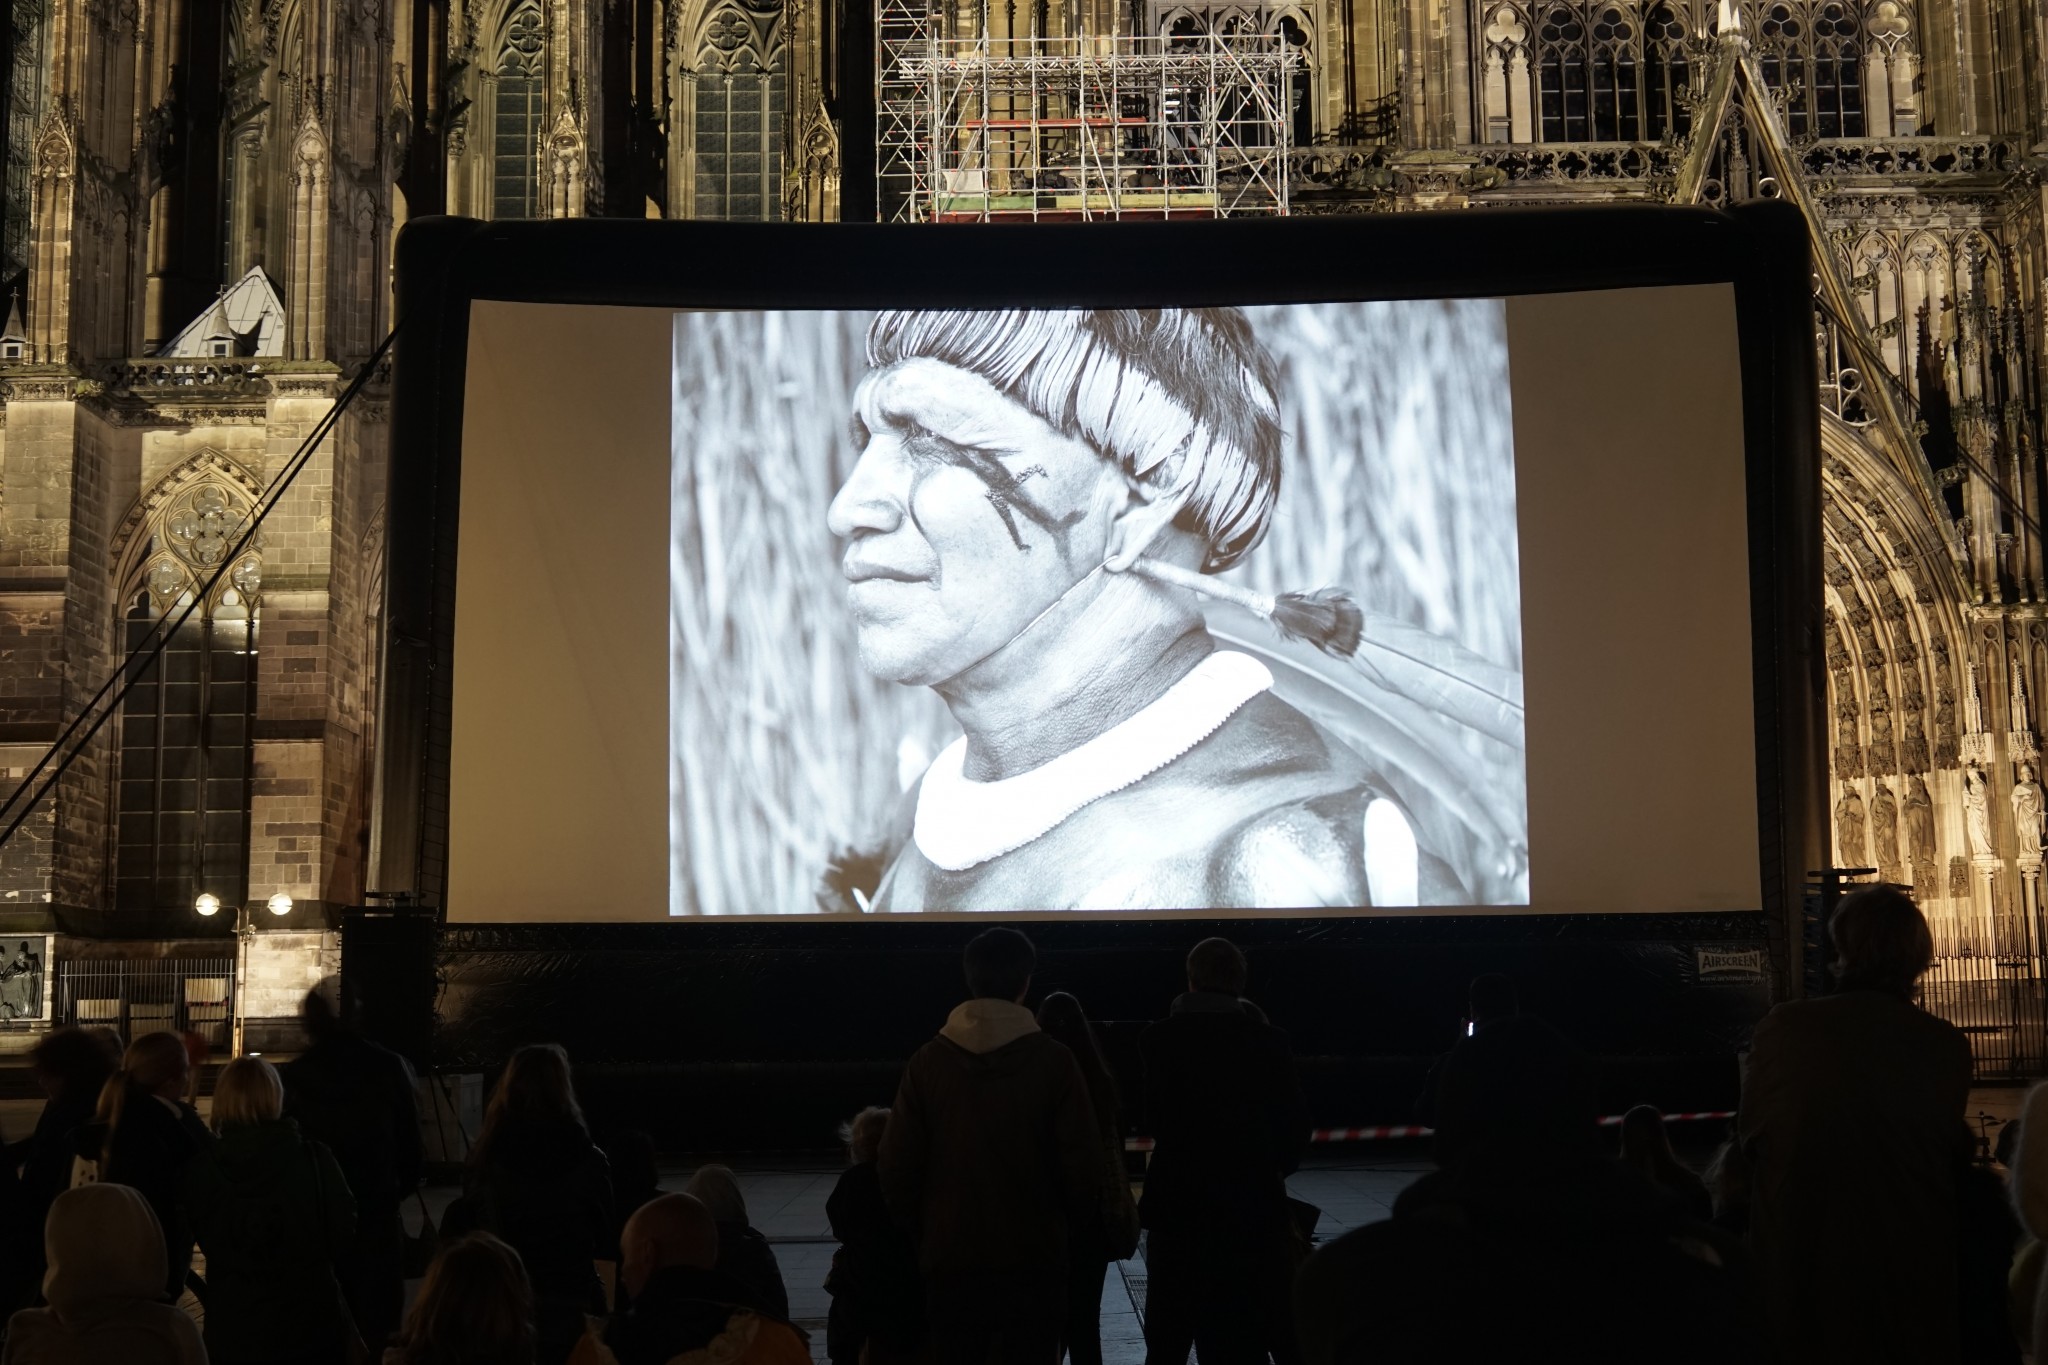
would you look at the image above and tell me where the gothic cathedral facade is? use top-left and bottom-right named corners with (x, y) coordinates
top-left (0, 0), bottom-right (2040, 941)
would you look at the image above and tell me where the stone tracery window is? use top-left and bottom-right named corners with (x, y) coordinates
top-left (1641, 3), bottom-right (1689, 140)
top-left (1489, 0), bottom-right (1905, 144)
top-left (1750, 0), bottom-right (1866, 138)
top-left (492, 1), bottom-right (545, 220)
top-left (692, 4), bottom-right (784, 221)
top-left (1534, 3), bottom-right (1638, 141)
top-left (1273, 11), bottom-right (1312, 147)
top-left (114, 481), bottom-right (260, 916)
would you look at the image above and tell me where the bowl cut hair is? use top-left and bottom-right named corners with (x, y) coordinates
top-left (865, 307), bottom-right (1284, 572)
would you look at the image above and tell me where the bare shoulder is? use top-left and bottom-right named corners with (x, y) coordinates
top-left (1206, 789), bottom-right (1375, 908)
top-left (1192, 694), bottom-right (1469, 908)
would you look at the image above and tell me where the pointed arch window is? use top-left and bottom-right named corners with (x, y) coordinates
top-left (114, 482), bottom-right (260, 916)
top-left (1641, 3), bottom-right (1689, 140)
top-left (693, 5), bottom-right (784, 221)
top-left (1535, 4), bottom-right (1642, 141)
top-left (1752, 0), bottom-right (1866, 138)
top-left (1534, 6), bottom-right (1590, 140)
top-left (493, 2), bottom-right (545, 220)
top-left (1274, 13), bottom-right (1313, 147)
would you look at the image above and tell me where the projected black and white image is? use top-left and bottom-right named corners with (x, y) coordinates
top-left (670, 304), bottom-right (1528, 915)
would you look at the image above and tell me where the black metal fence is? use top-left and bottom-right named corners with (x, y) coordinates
top-left (47, 957), bottom-right (237, 1050)
top-left (1922, 919), bottom-right (2047, 1081)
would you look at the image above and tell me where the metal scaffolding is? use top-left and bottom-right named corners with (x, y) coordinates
top-left (876, 3), bottom-right (1297, 222)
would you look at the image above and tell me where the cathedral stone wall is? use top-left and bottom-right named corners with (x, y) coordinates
top-left (0, 0), bottom-right (2036, 954)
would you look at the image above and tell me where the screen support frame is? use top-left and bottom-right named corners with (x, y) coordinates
top-left (377, 204), bottom-right (1822, 995)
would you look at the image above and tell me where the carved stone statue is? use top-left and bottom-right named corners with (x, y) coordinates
top-left (1964, 764), bottom-right (1995, 858)
top-left (1904, 774), bottom-right (1938, 865)
top-left (2013, 762), bottom-right (2045, 860)
top-left (1835, 785), bottom-right (1868, 868)
top-left (1870, 782), bottom-right (1903, 884)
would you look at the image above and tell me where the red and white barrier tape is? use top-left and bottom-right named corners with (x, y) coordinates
top-left (1595, 1110), bottom-right (1734, 1128)
top-left (1122, 1111), bottom-right (1734, 1152)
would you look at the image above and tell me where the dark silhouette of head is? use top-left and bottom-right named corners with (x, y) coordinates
top-left (964, 928), bottom-right (1035, 1002)
top-left (301, 976), bottom-right (357, 1042)
top-left (840, 1106), bottom-right (890, 1165)
top-left (472, 1044), bottom-right (586, 1167)
top-left (28, 1026), bottom-right (120, 1104)
top-left (394, 1232), bottom-right (537, 1365)
top-left (620, 1193), bottom-right (720, 1299)
top-left (1830, 883), bottom-right (1934, 999)
top-left (1467, 973), bottom-right (1518, 1029)
top-left (1187, 937), bottom-right (1248, 996)
top-left (1433, 1015), bottom-right (1599, 1168)
top-left (1037, 990), bottom-right (1118, 1123)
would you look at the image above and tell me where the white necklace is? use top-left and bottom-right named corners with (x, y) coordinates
top-left (912, 650), bottom-right (1273, 872)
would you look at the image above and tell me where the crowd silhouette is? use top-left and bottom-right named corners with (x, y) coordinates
top-left (0, 886), bottom-right (2038, 1364)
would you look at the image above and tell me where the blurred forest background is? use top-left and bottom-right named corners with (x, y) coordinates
top-left (670, 302), bottom-right (1522, 916)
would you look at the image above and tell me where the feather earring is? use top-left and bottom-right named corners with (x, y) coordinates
top-left (1122, 556), bottom-right (1365, 658)
top-left (1122, 554), bottom-right (1527, 748)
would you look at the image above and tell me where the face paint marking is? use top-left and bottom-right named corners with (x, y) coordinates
top-left (898, 425), bottom-right (1085, 555)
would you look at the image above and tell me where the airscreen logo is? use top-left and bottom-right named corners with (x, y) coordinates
top-left (1695, 948), bottom-right (1767, 983)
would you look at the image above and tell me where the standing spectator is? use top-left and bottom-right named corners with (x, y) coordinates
top-left (1740, 884), bottom-right (1971, 1365)
top-left (1139, 937), bottom-right (1309, 1365)
top-left (184, 1055), bottom-right (358, 1365)
top-left (383, 1232), bottom-right (538, 1365)
top-left (4, 1027), bottom-right (119, 1312)
top-left (682, 1164), bottom-right (790, 1319)
top-left (1036, 991), bottom-right (1139, 1365)
top-left (81, 1032), bottom-right (209, 1300)
top-left (1, 1183), bottom-right (206, 1365)
top-left (1415, 974), bottom-right (1517, 1125)
top-left (461, 1044), bottom-right (616, 1365)
top-left (824, 1107), bottom-right (922, 1365)
top-left (283, 979), bottom-right (425, 1354)
top-left (569, 1194), bottom-right (808, 1365)
top-left (1294, 1016), bottom-right (1763, 1364)
top-left (1618, 1105), bottom-right (1713, 1222)
top-left (878, 928), bottom-right (1105, 1365)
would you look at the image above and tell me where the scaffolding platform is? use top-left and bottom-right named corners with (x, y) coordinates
top-left (876, 2), bottom-right (1298, 223)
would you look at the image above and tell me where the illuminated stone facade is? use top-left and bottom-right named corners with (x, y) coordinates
top-left (0, 0), bottom-right (2041, 944)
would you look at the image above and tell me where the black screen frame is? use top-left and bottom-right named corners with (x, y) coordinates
top-left (376, 204), bottom-right (1822, 988)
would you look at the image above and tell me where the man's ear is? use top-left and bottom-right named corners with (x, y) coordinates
top-left (1104, 479), bottom-right (1191, 573)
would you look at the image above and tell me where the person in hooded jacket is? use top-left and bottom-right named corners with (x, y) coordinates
top-left (878, 928), bottom-right (1106, 1365)
top-left (1, 1182), bottom-right (207, 1365)
top-left (459, 1044), bottom-right (616, 1365)
top-left (680, 1165), bottom-right (789, 1321)
top-left (183, 1055), bottom-right (357, 1365)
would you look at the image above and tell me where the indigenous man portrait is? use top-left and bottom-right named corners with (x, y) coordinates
top-left (825, 307), bottom-right (1468, 911)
